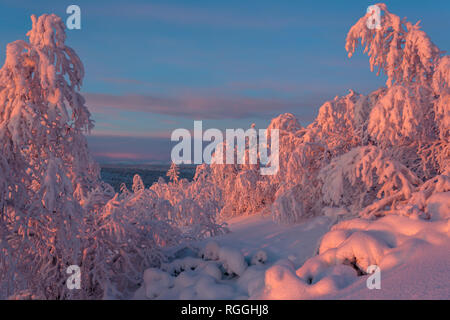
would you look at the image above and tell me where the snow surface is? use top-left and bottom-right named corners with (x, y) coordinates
top-left (324, 243), bottom-right (450, 300)
top-left (134, 212), bottom-right (450, 300)
top-left (133, 214), bottom-right (331, 299)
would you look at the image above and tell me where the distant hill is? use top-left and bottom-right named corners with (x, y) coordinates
top-left (100, 164), bottom-right (197, 191)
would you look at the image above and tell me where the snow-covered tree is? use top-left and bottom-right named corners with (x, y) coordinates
top-left (319, 146), bottom-right (421, 217)
top-left (345, 3), bottom-right (448, 180)
top-left (432, 56), bottom-right (450, 140)
top-left (90, 191), bottom-right (182, 299)
top-left (303, 90), bottom-right (369, 156)
top-left (0, 14), bottom-right (100, 299)
top-left (367, 84), bottom-right (437, 147)
top-left (346, 3), bottom-right (442, 88)
top-left (132, 174), bottom-right (145, 193)
top-left (0, 14), bottom-right (180, 300)
top-left (167, 162), bottom-right (180, 184)
top-left (148, 3), bottom-right (448, 227)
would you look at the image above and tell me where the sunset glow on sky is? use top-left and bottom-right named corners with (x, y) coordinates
top-left (1, 0), bottom-right (449, 162)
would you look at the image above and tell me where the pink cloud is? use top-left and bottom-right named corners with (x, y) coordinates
top-left (93, 152), bottom-right (144, 160)
top-left (89, 130), bottom-right (171, 139)
top-left (83, 92), bottom-right (319, 120)
top-left (87, 135), bottom-right (173, 163)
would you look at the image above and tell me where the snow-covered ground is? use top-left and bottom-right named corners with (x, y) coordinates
top-left (197, 214), bottom-right (332, 268)
top-left (133, 214), bottom-right (330, 300)
top-left (134, 212), bottom-right (450, 300)
top-left (324, 243), bottom-right (450, 299)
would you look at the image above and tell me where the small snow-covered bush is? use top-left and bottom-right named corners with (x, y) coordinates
top-left (271, 141), bottom-right (328, 223)
top-left (271, 185), bottom-right (306, 224)
top-left (319, 146), bottom-right (421, 217)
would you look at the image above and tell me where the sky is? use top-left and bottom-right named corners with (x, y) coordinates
top-left (0, 0), bottom-right (449, 163)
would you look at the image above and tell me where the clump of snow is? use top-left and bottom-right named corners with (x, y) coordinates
top-left (219, 246), bottom-right (248, 277)
top-left (425, 192), bottom-right (450, 221)
top-left (136, 242), bottom-right (245, 299)
top-left (143, 268), bottom-right (174, 299)
top-left (200, 263), bottom-right (223, 281)
top-left (251, 250), bottom-right (268, 266)
top-left (322, 207), bottom-right (349, 224)
top-left (201, 241), bottom-right (221, 261)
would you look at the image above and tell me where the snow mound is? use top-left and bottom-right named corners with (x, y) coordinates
top-left (251, 250), bottom-right (268, 266)
top-left (255, 214), bottom-right (450, 299)
top-left (201, 241), bottom-right (221, 261)
top-left (219, 247), bottom-right (248, 276)
top-left (426, 192), bottom-right (450, 220)
top-left (134, 208), bottom-right (450, 300)
top-left (135, 242), bottom-right (248, 299)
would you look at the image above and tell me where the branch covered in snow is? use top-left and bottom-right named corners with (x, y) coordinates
top-left (346, 3), bottom-right (442, 87)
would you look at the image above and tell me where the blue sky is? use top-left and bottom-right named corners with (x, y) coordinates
top-left (0, 0), bottom-right (449, 163)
